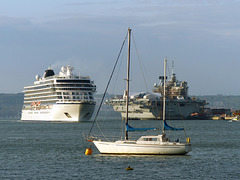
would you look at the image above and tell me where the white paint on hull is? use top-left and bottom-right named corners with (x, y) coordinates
top-left (93, 140), bottom-right (191, 155)
top-left (21, 103), bottom-right (95, 122)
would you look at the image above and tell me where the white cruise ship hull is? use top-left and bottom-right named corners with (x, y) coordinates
top-left (93, 140), bottom-right (191, 155)
top-left (21, 103), bottom-right (95, 122)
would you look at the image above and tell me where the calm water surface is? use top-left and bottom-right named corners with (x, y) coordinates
top-left (0, 119), bottom-right (239, 179)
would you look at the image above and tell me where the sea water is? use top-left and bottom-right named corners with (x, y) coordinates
top-left (0, 119), bottom-right (239, 179)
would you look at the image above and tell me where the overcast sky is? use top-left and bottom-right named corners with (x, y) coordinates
top-left (0, 0), bottom-right (240, 95)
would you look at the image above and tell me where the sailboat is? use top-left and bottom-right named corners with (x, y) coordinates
top-left (88, 28), bottom-right (191, 155)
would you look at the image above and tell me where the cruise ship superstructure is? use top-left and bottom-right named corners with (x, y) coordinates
top-left (106, 72), bottom-right (207, 120)
top-left (21, 66), bottom-right (96, 122)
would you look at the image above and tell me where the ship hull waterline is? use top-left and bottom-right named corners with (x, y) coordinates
top-left (21, 103), bottom-right (95, 122)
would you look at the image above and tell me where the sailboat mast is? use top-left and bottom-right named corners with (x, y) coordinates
top-left (162, 58), bottom-right (167, 134)
top-left (125, 27), bottom-right (131, 140)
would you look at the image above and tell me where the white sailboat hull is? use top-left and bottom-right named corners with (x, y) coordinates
top-left (93, 140), bottom-right (191, 155)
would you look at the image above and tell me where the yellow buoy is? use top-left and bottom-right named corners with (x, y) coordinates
top-left (85, 148), bottom-right (93, 155)
top-left (126, 166), bottom-right (133, 170)
top-left (186, 137), bottom-right (191, 143)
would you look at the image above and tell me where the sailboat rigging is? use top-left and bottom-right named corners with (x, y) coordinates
top-left (86, 28), bottom-right (191, 155)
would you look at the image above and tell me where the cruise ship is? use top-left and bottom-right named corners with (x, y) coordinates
top-left (106, 72), bottom-right (207, 120)
top-left (21, 66), bottom-right (96, 122)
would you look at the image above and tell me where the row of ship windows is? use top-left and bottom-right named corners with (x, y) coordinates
top-left (26, 84), bottom-right (94, 90)
top-left (25, 88), bottom-right (95, 93)
top-left (34, 79), bottom-right (91, 85)
top-left (56, 80), bottom-right (91, 83)
top-left (28, 92), bottom-right (93, 97)
top-left (62, 92), bottom-right (93, 95)
top-left (62, 96), bottom-right (94, 100)
top-left (25, 95), bottom-right (94, 102)
top-left (25, 91), bottom-right (93, 97)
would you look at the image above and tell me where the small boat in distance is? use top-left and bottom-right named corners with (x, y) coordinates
top-left (88, 28), bottom-right (191, 155)
top-left (229, 115), bottom-right (240, 122)
top-left (21, 65), bottom-right (96, 122)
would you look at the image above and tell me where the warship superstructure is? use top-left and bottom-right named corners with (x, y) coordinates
top-left (106, 71), bottom-right (206, 120)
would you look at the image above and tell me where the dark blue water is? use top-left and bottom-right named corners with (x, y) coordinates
top-left (0, 119), bottom-right (239, 179)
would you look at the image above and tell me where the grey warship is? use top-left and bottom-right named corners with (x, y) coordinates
top-left (106, 70), bottom-right (207, 120)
